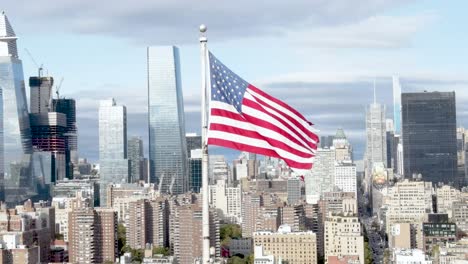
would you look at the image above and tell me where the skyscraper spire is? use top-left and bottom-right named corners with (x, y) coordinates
top-left (0, 11), bottom-right (33, 204)
top-left (0, 12), bottom-right (18, 58)
top-left (373, 77), bottom-right (377, 104)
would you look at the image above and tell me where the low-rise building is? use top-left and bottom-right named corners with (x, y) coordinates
top-left (422, 214), bottom-right (457, 253)
top-left (324, 213), bottom-right (364, 264)
top-left (438, 238), bottom-right (468, 263)
top-left (228, 238), bottom-right (252, 258)
top-left (393, 249), bottom-right (432, 264)
top-left (0, 200), bottom-right (54, 263)
top-left (254, 245), bottom-right (274, 264)
top-left (253, 224), bottom-right (317, 264)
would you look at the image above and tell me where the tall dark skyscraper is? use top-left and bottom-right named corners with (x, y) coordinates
top-left (402, 91), bottom-right (457, 185)
top-left (52, 98), bottom-right (78, 165)
top-left (189, 157), bottom-right (202, 193)
top-left (128, 136), bottom-right (144, 183)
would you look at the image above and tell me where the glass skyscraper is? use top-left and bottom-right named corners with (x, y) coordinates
top-left (128, 136), bottom-right (144, 183)
top-left (0, 12), bottom-right (33, 202)
top-left (402, 91), bottom-right (457, 185)
top-left (392, 76), bottom-right (402, 135)
top-left (365, 103), bottom-right (387, 167)
top-left (99, 98), bottom-right (129, 206)
top-left (186, 133), bottom-right (201, 158)
top-left (147, 46), bottom-right (188, 194)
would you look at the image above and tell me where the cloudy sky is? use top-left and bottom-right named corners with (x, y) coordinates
top-left (3, 0), bottom-right (468, 162)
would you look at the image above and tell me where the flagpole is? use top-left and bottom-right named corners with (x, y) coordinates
top-left (199, 24), bottom-right (210, 263)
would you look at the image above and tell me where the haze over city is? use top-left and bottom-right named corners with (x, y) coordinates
top-left (3, 0), bottom-right (467, 161)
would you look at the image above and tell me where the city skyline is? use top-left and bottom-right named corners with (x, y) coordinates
top-left (2, 2), bottom-right (468, 264)
top-left (1, 1), bottom-right (468, 163)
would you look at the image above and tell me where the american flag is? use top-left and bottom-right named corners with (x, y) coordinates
top-left (207, 52), bottom-right (319, 172)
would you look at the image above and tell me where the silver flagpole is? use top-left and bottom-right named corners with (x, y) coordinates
top-left (199, 24), bottom-right (210, 263)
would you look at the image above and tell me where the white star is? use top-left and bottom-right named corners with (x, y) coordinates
top-left (233, 80), bottom-right (237, 83)
top-left (217, 90), bottom-right (220, 94)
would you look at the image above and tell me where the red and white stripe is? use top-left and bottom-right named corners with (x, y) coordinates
top-left (208, 84), bottom-right (318, 172)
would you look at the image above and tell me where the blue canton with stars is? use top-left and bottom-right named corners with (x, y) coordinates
top-left (209, 52), bottom-right (249, 113)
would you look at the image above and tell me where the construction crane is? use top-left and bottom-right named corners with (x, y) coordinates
top-left (55, 77), bottom-right (64, 99)
top-left (24, 48), bottom-right (44, 77)
top-left (49, 77), bottom-right (64, 111)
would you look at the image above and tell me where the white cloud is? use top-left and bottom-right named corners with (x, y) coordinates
top-left (286, 12), bottom-right (436, 48)
top-left (3, 0), bottom-right (415, 44)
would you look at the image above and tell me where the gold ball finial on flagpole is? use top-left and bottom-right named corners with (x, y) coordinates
top-left (199, 24), bottom-right (207, 33)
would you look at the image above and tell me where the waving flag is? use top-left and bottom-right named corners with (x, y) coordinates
top-left (207, 52), bottom-right (319, 172)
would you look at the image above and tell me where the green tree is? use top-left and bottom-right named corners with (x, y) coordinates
top-left (220, 224), bottom-right (242, 240)
top-left (130, 249), bottom-right (144, 262)
top-left (383, 249), bottom-right (391, 264)
top-left (246, 254), bottom-right (254, 264)
top-left (227, 256), bottom-right (246, 264)
top-left (153, 246), bottom-right (170, 256)
top-left (364, 241), bottom-right (374, 264)
top-left (118, 224), bottom-right (126, 255)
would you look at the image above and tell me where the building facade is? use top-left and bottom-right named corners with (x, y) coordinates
top-left (324, 214), bottom-right (364, 264)
top-left (334, 161), bottom-right (357, 194)
top-left (365, 101), bottom-right (387, 198)
top-left (186, 133), bottom-right (201, 158)
top-left (287, 177), bottom-right (302, 205)
top-left (126, 198), bottom-right (169, 249)
top-left (189, 150), bottom-right (202, 193)
top-left (173, 205), bottom-right (220, 263)
top-left (52, 98), bottom-right (78, 176)
top-left (128, 136), bottom-right (144, 183)
top-left (99, 98), bottom-right (129, 206)
top-left (305, 148), bottom-right (335, 204)
top-left (68, 208), bottom-right (118, 264)
top-left (0, 12), bottom-right (33, 202)
top-left (402, 91), bottom-right (457, 185)
top-left (253, 225), bottom-right (317, 264)
top-left (147, 46), bottom-right (188, 194)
